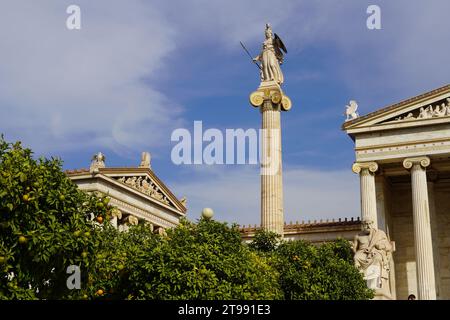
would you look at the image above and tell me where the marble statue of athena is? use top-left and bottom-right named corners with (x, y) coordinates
top-left (253, 23), bottom-right (286, 85)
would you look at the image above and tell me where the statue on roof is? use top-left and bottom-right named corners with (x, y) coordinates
top-left (253, 23), bottom-right (287, 85)
top-left (139, 151), bottom-right (151, 168)
top-left (345, 100), bottom-right (359, 121)
top-left (90, 152), bottom-right (106, 172)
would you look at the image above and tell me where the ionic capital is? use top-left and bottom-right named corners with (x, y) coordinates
top-left (352, 162), bottom-right (379, 174)
top-left (403, 156), bottom-right (431, 170)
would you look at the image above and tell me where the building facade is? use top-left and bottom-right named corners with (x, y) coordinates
top-left (343, 84), bottom-right (450, 300)
top-left (66, 152), bottom-right (186, 233)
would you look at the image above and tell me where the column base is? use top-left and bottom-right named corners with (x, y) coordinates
top-left (373, 290), bottom-right (393, 300)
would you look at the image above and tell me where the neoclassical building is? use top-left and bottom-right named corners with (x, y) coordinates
top-left (343, 84), bottom-right (450, 300)
top-left (65, 152), bottom-right (186, 233)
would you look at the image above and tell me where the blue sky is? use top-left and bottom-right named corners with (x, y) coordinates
top-left (1, 1), bottom-right (449, 225)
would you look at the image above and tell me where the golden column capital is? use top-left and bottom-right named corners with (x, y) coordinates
top-left (403, 156), bottom-right (431, 170)
top-left (249, 86), bottom-right (291, 112)
top-left (352, 161), bottom-right (379, 174)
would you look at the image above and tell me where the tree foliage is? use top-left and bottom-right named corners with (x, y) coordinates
top-left (0, 136), bottom-right (108, 299)
top-left (88, 219), bottom-right (282, 300)
top-left (0, 136), bottom-right (373, 300)
top-left (248, 229), bottom-right (281, 253)
top-left (249, 233), bottom-right (374, 300)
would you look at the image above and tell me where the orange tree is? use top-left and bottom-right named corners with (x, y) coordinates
top-left (87, 218), bottom-right (283, 300)
top-left (0, 135), bottom-right (372, 300)
top-left (0, 136), bottom-right (108, 299)
top-left (83, 223), bottom-right (161, 299)
top-left (250, 230), bottom-right (374, 300)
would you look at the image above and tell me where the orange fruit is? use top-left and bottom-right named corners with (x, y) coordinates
top-left (96, 216), bottom-right (103, 224)
top-left (18, 235), bottom-right (27, 244)
top-left (96, 289), bottom-right (104, 296)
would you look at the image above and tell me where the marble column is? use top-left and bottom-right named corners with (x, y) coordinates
top-left (352, 162), bottom-right (379, 229)
top-left (403, 156), bottom-right (436, 300)
top-left (260, 99), bottom-right (284, 236)
top-left (427, 175), bottom-right (441, 299)
top-left (250, 82), bottom-right (291, 237)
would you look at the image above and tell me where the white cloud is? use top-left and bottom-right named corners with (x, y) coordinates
top-left (1, 1), bottom-right (448, 155)
top-left (0, 1), bottom-right (448, 225)
top-left (0, 1), bottom-right (181, 154)
top-left (170, 165), bottom-right (360, 225)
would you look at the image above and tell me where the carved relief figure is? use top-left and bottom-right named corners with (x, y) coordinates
top-left (141, 179), bottom-right (151, 193)
top-left (390, 98), bottom-right (450, 122)
top-left (403, 112), bottom-right (414, 120)
top-left (434, 104), bottom-right (447, 117)
top-left (136, 177), bottom-right (143, 190)
top-left (253, 23), bottom-right (287, 85)
top-left (125, 176), bottom-right (137, 187)
top-left (418, 106), bottom-right (432, 119)
top-left (117, 176), bottom-right (170, 205)
top-left (353, 220), bottom-right (394, 295)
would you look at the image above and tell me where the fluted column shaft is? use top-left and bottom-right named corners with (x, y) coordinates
top-left (403, 156), bottom-right (436, 300)
top-left (260, 100), bottom-right (284, 236)
top-left (352, 162), bottom-right (379, 228)
top-left (427, 180), bottom-right (441, 298)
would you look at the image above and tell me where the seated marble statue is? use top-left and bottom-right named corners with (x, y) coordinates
top-left (353, 220), bottom-right (393, 292)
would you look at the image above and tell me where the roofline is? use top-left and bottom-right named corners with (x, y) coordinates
top-left (342, 84), bottom-right (450, 131)
top-left (65, 167), bottom-right (187, 213)
top-left (240, 217), bottom-right (361, 234)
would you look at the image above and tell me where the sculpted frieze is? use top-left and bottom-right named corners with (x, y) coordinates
top-left (117, 175), bottom-right (171, 206)
top-left (386, 98), bottom-right (450, 123)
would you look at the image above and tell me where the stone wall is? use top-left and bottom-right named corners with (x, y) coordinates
top-left (390, 184), bottom-right (416, 300)
top-left (435, 185), bottom-right (450, 299)
top-left (391, 182), bottom-right (450, 299)
top-left (240, 219), bottom-right (361, 244)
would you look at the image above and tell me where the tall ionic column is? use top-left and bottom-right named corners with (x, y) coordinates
top-left (352, 162), bottom-right (379, 228)
top-left (260, 99), bottom-right (283, 235)
top-left (403, 156), bottom-right (436, 300)
top-left (250, 84), bottom-right (292, 237)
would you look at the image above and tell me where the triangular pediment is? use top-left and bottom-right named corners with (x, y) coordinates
top-left (98, 168), bottom-right (186, 213)
top-left (380, 96), bottom-right (450, 124)
top-left (343, 84), bottom-right (450, 134)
